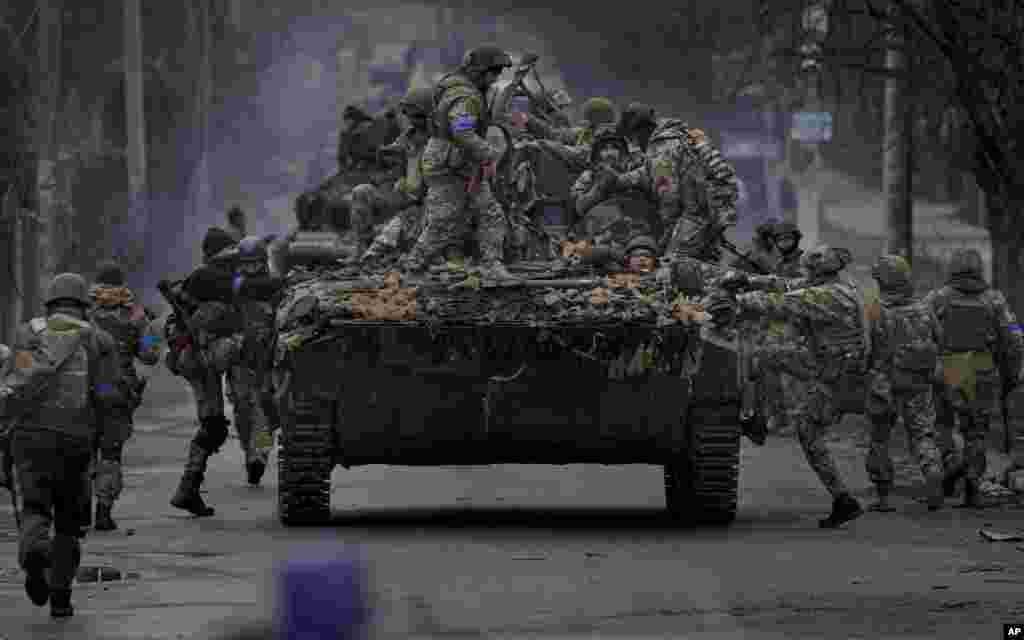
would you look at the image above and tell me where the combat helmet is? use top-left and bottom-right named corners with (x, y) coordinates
top-left (45, 273), bottom-right (90, 308)
top-left (342, 104), bottom-right (373, 124)
top-left (238, 235), bottom-right (269, 263)
top-left (398, 87), bottom-right (434, 118)
top-left (461, 45), bottom-right (513, 74)
top-left (801, 244), bottom-right (853, 279)
top-left (94, 261), bottom-right (126, 287)
top-left (202, 227), bottom-right (236, 260)
top-left (625, 234), bottom-right (658, 257)
top-left (582, 97), bottom-right (616, 127)
top-left (948, 248), bottom-right (984, 278)
top-left (871, 254), bottom-right (913, 292)
top-left (771, 220), bottom-right (803, 242)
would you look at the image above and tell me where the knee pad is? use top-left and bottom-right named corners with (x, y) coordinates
top-left (195, 415), bottom-right (230, 453)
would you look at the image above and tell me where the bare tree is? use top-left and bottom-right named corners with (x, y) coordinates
top-left (761, 0), bottom-right (1024, 315)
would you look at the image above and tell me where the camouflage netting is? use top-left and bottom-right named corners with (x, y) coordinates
top-left (273, 259), bottom-right (716, 375)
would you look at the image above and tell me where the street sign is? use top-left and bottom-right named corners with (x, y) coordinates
top-left (791, 111), bottom-right (833, 143)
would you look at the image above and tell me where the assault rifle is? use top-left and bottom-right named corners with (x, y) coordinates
top-left (156, 279), bottom-right (208, 371)
top-left (719, 237), bottom-right (770, 276)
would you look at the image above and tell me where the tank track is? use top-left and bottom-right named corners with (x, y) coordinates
top-left (277, 403), bottom-right (334, 526)
top-left (663, 400), bottom-right (741, 524)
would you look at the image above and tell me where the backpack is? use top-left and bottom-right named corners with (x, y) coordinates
top-left (941, 293), bottom-right (995, 353)
top-left (882, 302), bottom-right (940, 392)
top-left (0, 316), bottom-right (91, 419)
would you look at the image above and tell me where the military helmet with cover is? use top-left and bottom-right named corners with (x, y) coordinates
top-left (94, 261), bottom-right (126, 287)
top-left (625, 234), bottom-right (658, 257)
top-left (871, 254), bottom-right (913, 292)
top-left (399, 87), bottom-right (434, 118)
top-left (582, 97), bottom-right (616, 127)
top-left (461, 45), bottom-right (513, 74)
top-left (948, 248), bottom-right (984, 277)
top-left (45, 272), bottom-right (90, 307)
top-left (203, 227), bottom-right (237, 259)
top-left (801, 244), bottom-right (853, 278)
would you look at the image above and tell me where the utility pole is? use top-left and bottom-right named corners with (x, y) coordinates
top-left (883, 4), bottom-right (913, 261)
top-left (124, 0), bottom-right (148, 279)
top-left (35, 0), bottom-right (62, 299)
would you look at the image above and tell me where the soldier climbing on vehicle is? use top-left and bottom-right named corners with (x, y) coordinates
top-left (924, 248), bottom-right (1023, 508)
top-left (865, 254), bottom-right (945, 512)
top-left (720, 245), bottom-right (868, 527)
top-left (354, 86), bottom-right (435, 264)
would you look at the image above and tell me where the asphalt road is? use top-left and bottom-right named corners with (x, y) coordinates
top-left (2, 365), bottom-right (1023, 640)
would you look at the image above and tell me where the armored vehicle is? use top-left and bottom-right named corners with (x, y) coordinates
top-left (272, 246), bottom-right (744, 527)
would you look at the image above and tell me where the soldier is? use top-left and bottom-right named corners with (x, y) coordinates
top-left (167, 227), bottom-right (241, 517)
top-left (5, 273), bottom-right (119, 617)
top-left (87, 262), bottom-right (161, 531)
top-left (401, 45), bottom-right (514, 277)
top-left (224, 236), bottom-right (285, 486)
top-left (924, 249), bottom-right (1023, 508)
top-left (226, 206), bottom-right (247, 243)
top-left (0, 343), bottom-right (10, 490)
top-left (771, 221), bottom-right (804, 278)
top-left (570, 128), bottom-right (633, 218)
top-left (728, 222), bottom-right (779, 274)
top-left (516, 97), bottom-right (618, 169)
top-left (614, 103), bottom-right (739, 263)
top-left (865, 255), bottom-right (945, 512)
top-left (725, 245), bottom-right (867, 527)
top-left (352, 87), bottom-right (434, 259)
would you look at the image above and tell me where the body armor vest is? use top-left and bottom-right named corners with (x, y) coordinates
top-left (879, 301), bottom-right (939, 390)
top-left (941, 293), bottom-right (993, 353)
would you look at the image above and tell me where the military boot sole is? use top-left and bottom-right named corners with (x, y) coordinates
top-left (170, 494), bottom-right (215, 517)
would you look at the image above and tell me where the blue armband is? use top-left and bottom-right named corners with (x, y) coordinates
top-left (140, 335), bottom-right (161, 351)
top-left (451, 114), bottom-right (477, 133)
top-left (232, 274), bottom-right (244, 294)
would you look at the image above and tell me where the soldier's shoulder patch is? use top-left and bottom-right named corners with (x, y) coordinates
top-left (451, 113), bottom-right (477, 133)
top-left (686, 128), bottom-right (707, 145)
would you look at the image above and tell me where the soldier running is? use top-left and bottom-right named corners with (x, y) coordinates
top-left (4, 273), bottom-right (119, 617)
top-left (87, 262), bottom-right (161, 530)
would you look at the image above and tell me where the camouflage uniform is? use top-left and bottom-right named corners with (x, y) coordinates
top-left (923, 249), bottom-right (1023, 507)
top-left (86, 264), bottom-right (161, 530)
top-left (405, 48), bottom-right (513, 273)
top-left (734, 245), bottom-right (866, 527)
top-left (224, 236), bottom-right (285, 486)
top-left (360, 126), bottom-right (431, 262)
top-left (6, 274), bottom-right (118, 617)
top-left (617, 114), bottom-right (739, 262)
top-left (168, 227), bottom-right (242, 517)
top-left (865, 255), bottom-right (945, 511)
top-left (569, 131), bottom-right (633, 218)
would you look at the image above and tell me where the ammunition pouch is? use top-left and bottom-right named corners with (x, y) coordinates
top-left (819, 345), bottom-right (867, 384)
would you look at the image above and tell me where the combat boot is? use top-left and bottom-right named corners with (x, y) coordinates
top-left (94, 503), bottom-right (117, 531)
top-left (170, 442), bottom-right (215, 517)
top-left (246, 460), bottom-right (266, 486)
top-left (22, 549), bottom-right (50, 606)
top-left (924, 473), bottom-right (945, 511)
top-left (819, 493), bottom-right (864, 528)
top-left (960, 479), bottom-right (991, 509)
top-left (942, 464), bottom-right (965, 497)
top-left (868, 486), bottom-right (894, 512)
top-left (49, 589), bottom-right (73, 618)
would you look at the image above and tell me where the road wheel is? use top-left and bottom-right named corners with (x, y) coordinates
top-left (663, 401), bottom-right (741, 525)
top-left (277, 402), bottom-right (333, 526)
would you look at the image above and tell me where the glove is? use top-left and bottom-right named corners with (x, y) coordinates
top-left (509, 112), bottom-right (529, 129)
